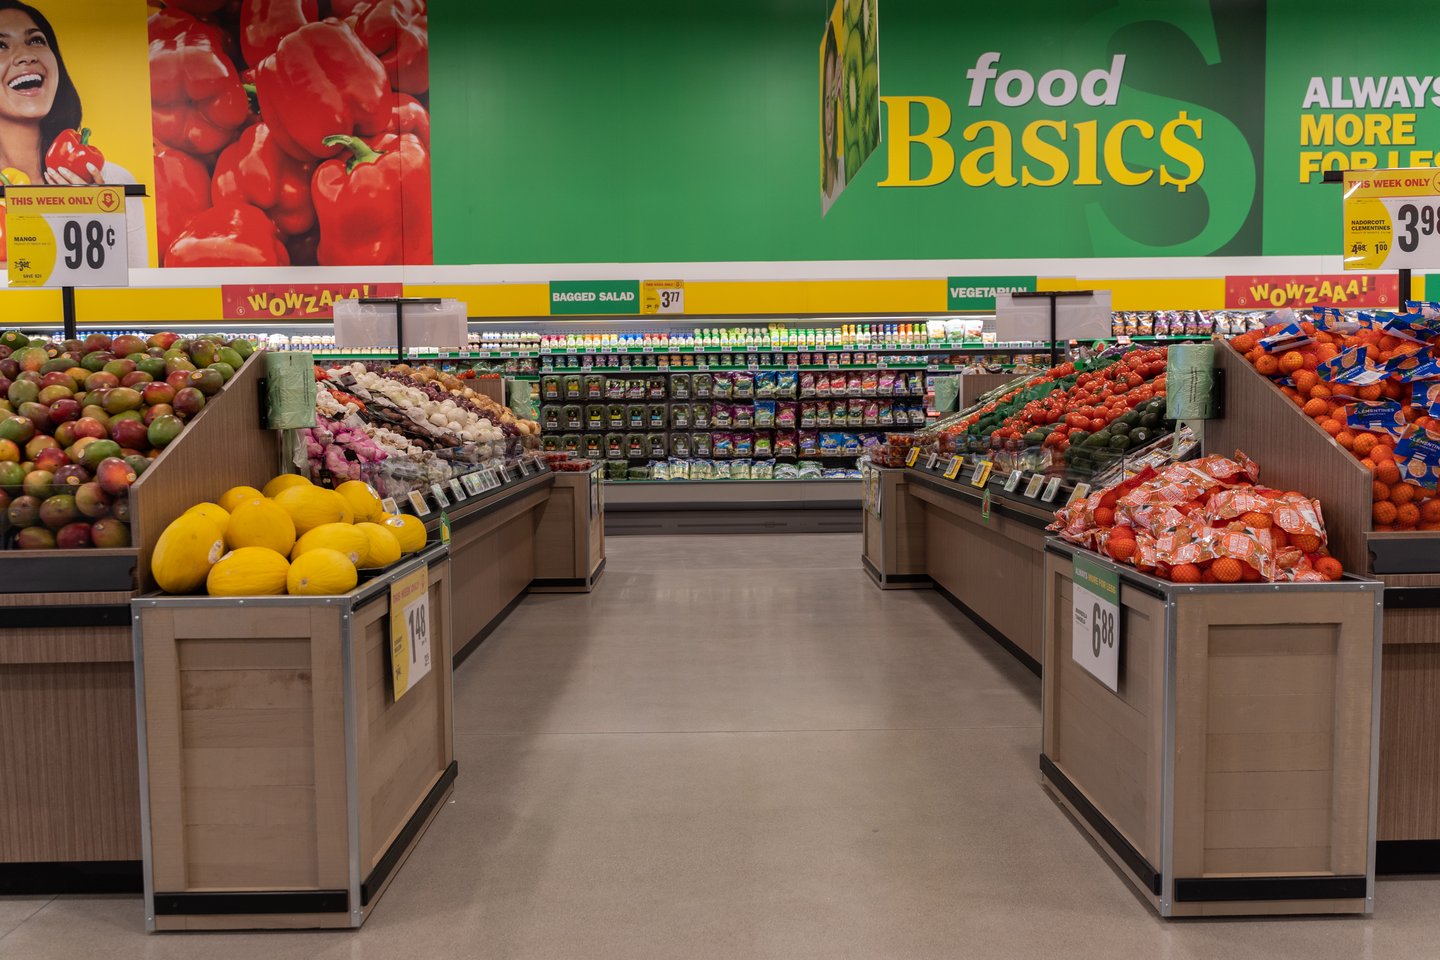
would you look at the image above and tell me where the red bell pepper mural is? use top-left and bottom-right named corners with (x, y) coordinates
top-left (148, 0), bottom-right (433, 267)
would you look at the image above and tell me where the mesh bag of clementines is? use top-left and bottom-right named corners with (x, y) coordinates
top-left (1233, 305), bottom-right (1440, 532)
top-left (1049, 452), bottom-right (1343, 584)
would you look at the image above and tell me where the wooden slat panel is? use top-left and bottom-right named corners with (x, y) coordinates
top-left (181, 748), bottom-right (316, 789)
top-left (1206, 344), bottom-right (1371, 574)
top-left (172, 608), bottom-right (312, 642)
top-left (184, 825), bottom-right (318, 889)
top-left (1203, 846), bottom-right (1334, 874)
top-left (179, 638), bottom-right (313, 671)
top-left (181, 707), bottom-right (314, 749)
top-left (1203, 809), bottom-right (1331, 850)
top-left (1379, 642), bottom-right (1440, 840)
top-left (1205, 732), bottom-right (1335, 773)
top-left (180, 669), bottom-right (312, 710)
top-left (1205, 770), bottom-right (1333, 811)
top-left (129, 354), bottom-right (279, 594)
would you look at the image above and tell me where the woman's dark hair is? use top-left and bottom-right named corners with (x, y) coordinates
top-left (0, 1), bottom-right (82, 160)
top-left (823, 23), bottom-right (838, 75)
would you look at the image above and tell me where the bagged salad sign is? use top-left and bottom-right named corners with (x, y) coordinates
top-left (549, 280), bottom-right (640, 315)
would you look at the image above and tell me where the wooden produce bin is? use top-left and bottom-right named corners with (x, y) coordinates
top-left (533, 463), bottom-right (605, 593)
top-left (133, 545), bottom-right (455, 931)
top-left (958, 372), bottom-right (1019, 408)
top-left (860, 466), bottom-right (927, 589)
top-left (1207, 343), bottom-right (1440, 871)
top-left (0, 352), bottom-right (275, 894)
top-left (1041, 540), bottom-right (1382, 917)
top-left (433, 469), bottom-right (554, 663)
top-left (904, 464), bottom-right (1052, 671)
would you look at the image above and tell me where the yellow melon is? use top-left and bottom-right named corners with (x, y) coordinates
top-left (335, 480), bottom-right (382, 522)
top-left (262, 473), bottom-right (312, 499)
top-left (153, 513), bottom-right (226, 594)
top-left (275, 484), bottom-right (348, 535)
top-left (184, 502), bottom-right (230, 535)
top-left (287, 548), bottom-right (358, 596)
top-left (218, 485), bottom-right (264, 512)
top-left (225, 497), bottom-right (297, 556)
top-left (206, 547), bottom-right (289, 596)
top-left (292, 522), bottom-right (368, 566)
top-left (355, 522), bottom-right (401, 568)
top-left (380, 512), bottom-right (426, 553)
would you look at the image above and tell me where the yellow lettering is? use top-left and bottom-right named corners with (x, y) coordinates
top-left (1103, 119), bottom-right (1154, 186)
top-left (1073, 120), bottom-right (1101, 185)
top-left (1020, 120), bottom-right (1069, 186)
top-left (877, 96), bottom-right (955, 187)
top-left (958, 121), bottom-right (1017, 187)
top-left (1159, 112), bottom-right (1204, 193)
top-left (1300, 114), bottom-right (1332, 146)
top-left (1394, 113), bottom-right (1416, 144)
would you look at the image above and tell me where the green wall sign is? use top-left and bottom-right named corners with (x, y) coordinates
top-left (947, 276), bottom-right (1037, 311)
top-left (549, 280), bottom-right (641, 315)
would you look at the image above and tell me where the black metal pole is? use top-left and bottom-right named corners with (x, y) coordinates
top-left (61, 285), bottom-right (76, 342)
top-left (1049, 294), bottom-right (1059, 367)
top-left (395, 301), bottom-right (405, 363)
top-left (1399, 268), bottom-right (1413, 304)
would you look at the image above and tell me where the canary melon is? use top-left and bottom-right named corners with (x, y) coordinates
top-left (262, 473), bottom-right (311, 499)
top-left (206, 547), bottom-right (289, 596)
top-left (153, 513), bottom-right (226, 594)
top-left (219, 484), bottom-right (264, 512)
top-left (355, 521), bottom-right (401, 568)
top-left (225, 497), bottom-right (296, 556)
top-left (287, 548), bottom-right (357, 596)
top-left (380, 512), bottom-right (426, 553)
top-left (335, 480), bottom-right (382, 522)
top-left (292, 522), bottom-right (367, 565)
top-left (275, 484), bottom-right (347, 535)
top-left (184, 502), bottom-right (229, 535)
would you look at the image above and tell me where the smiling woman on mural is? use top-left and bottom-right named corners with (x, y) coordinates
top-left (0, 1), bottom-right (136, 186)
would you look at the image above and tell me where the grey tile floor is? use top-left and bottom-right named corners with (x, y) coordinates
top-left (3, 532), bottom-right (1438, 958)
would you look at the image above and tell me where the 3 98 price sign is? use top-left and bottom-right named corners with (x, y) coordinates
top-left (1342, 169), bottom-right (1440, 271)
top-left (6, 186), bottom-right (128, 288)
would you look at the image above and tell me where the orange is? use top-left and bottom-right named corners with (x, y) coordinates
top-left (1240, 562), bottom-right (1264, 583)
top-left (1375, 524), bottom-right (1396, 532)
top-left (1422, 521), bottom-right (1440, 531)
top-left (1106, 537), bottom-right (1136, 562)
top-left (1200, 568), bottom-right (1218, 583)
top-left (1255, 355), bottom-right (1280, 376)
top-left (1292, 532), bottom-right (1322, 552)
top-left (1232, 333), bottom-right (1258, 353)
top-left (1170, 563), bottom-right (1201, 583)
top-left (1309, 383), bottom-right (1332, 399)
top-left (1303, 398), bottom-right (1329, 418)
top-left (1373, 481), bottom-right (1392, 502)
top-left (1397, 503), bottom-right (1421, 528)
top-left (1093, 506), bottom-right (1115, 527)
top-left (1112, 525), bottom-right (1136, 541)
top-left (1371, 445), bottom-right (1396, 465)
top-left (1212, 557), bottom-right (1243, 583)
top-left (1271, 527), bottom-right (1289, 548)
top-left (1361, 459), bottom-right (1378, 475)
top-left (1357, 384), bottom-right (1384, 401)
top-left (1321, 418), bottom-right (1343, 436)
top-left (1336, 430), bottom-right (1356, 449)
top-left (1239, 510), bottom-right (1272, 529)
top-left (1381, 335), bottom-right (1403, 352)
top-left (1282, 387), bottom-right (1301, 401)
top-left (1279, 351), bottom-right (1305, 373)
top-left (1293, 370), bottom-right (1319, 394)
top-left (1352, 433), bottom-right (1379, 456)
top-left (1314, 557), bottom-right (1344, 581)
top-left (1421, 498), bottom-right (1440, 523)
top-left (1391, 482), bottom-right (1418, 505)
top-left (1373, 501), bottom-right (1398, 525)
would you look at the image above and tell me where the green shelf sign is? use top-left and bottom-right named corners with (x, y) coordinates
top-left (549, 280), bottom-right (641, 315)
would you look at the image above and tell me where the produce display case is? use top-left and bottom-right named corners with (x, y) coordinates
top-left (0, 343), bottom-right (274, 895)
top-left (859, 464), bottom-right (927, 589)
top-left (532, 462), bottom-right (606, 593)
top-left (133, 544), bottom-right (454, 931)
top-left (1041, 539), bottom-right (1381, 917)
top-left (1207, 338), bottom-right (1440, 872)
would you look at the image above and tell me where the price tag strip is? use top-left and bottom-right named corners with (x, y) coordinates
top-left (1023, 474), bottom-right (1046, 498)
top-left (430, 483), bottom-right (451, 509)
top-left (943, 457), bottom-right (963, 481)
top-left (6, 185), bottom-right (128, 288)
top-left (1071, 553), bottom-right (1121, 693)
top-left (1003, 470), bottom-right (1023, 493)
top-left (381, 496), bottom-right (400, 516)
top-left (1066, 482), bottom-right (1092, 506)
top-left (926, 451), bottom-right (939, 470)
top-left (905, 447), bottom-right (920, 467)
top-left (406, 490), bottom-right (430, 516)
top-left (448, 478), bottom-right (466, 501)
top-left (389, 567), bottom-right (432, 701)
top-left (970, 460), bottom-right (993, 488)
top-left (1041, 477), bottom-right (1064, 503)
top-left (461, 473), bottom-right (483, 496)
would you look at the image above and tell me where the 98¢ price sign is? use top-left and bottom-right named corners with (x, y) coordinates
top-left (6, 186), bottom-right (128, 287)
top-left (1070, 553), bottom-right (1120, 693)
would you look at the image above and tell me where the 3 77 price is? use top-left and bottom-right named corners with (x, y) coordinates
top-left (1090, 601), bottom-right (1116, 657)
top-left (658, 289), bottom-right (682, 310)
top-left (62, 219), bottom-right (115, 270)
